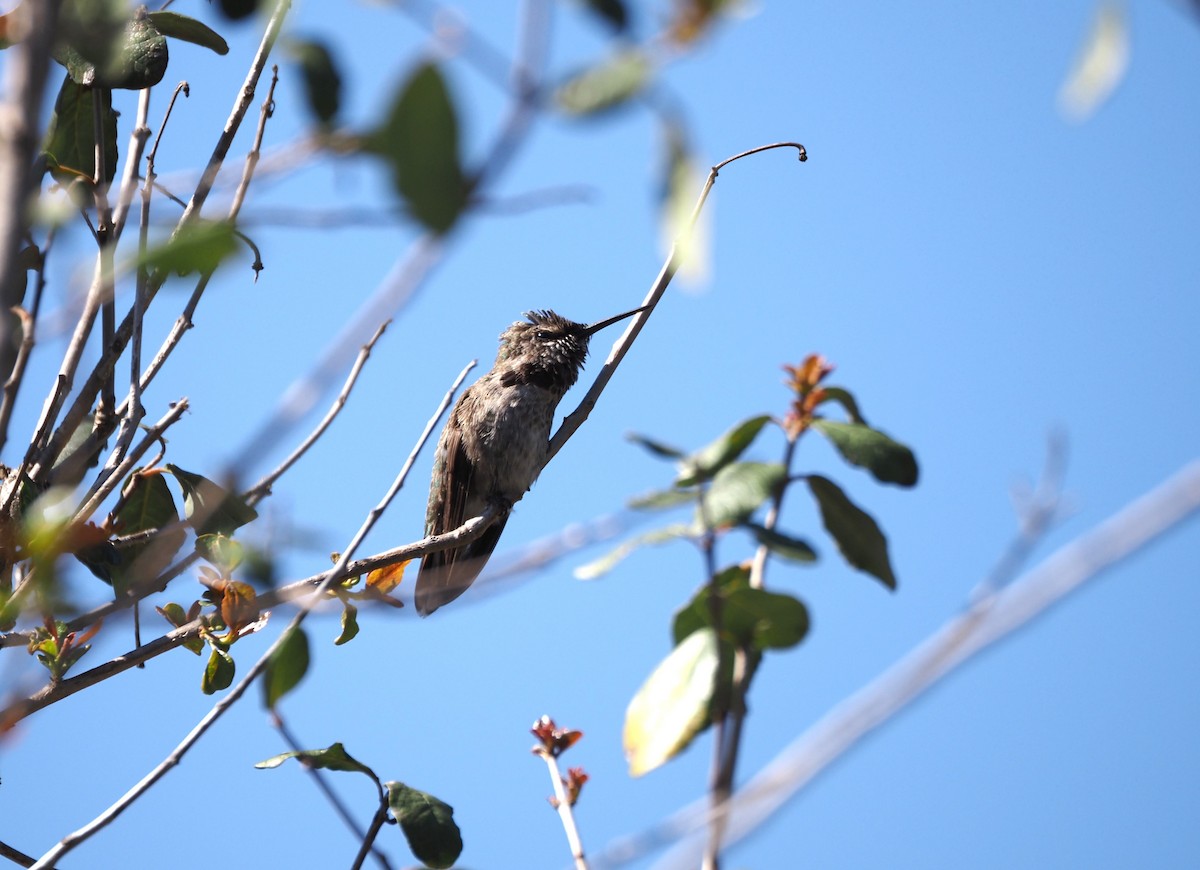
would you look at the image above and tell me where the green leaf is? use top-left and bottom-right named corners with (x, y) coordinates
top-left (746, 524), bottom-right (818, 563)
top-left (43, 75), bottom-right (118, 187)
top-left (112, 471), bottom-right (186, 592)
top-left (53, 0), bottom-right (127, 85)
top-left (139, 220), bottom-right (240, 277)
top-left (627, 487), bottom-right (695, 511)
top-left (387, 782), bottom-right (464, 870)
top-left (573, 522), bottom-right (694, 580)
top-left (625, 431), bottom-right (686, 460)
top-left (672, 565), bottom-right (809, 651)
top-left (624, 627), bottom-right (719, 776)
top-left (195, 533), bottom-right (244, 572)
top-left (700, 461), bottom-right (786, 528)
top-left (201, 646), bottom-right (235, 694)
top-left (263, 627), bottom-right (310, 711)
top-left (286, 38), bottom-right (341, 126)
top-left (812, 420), bottom-right (918, 487)
top-left (555, 50), bottom-right (652, 117)
top-left (334, 602), bottom-right (359, 645)
top-left (57, 10), bottom-right (169, 89)
top-left (676, 415), bottom-right (772, 486)
top-left (580, 0), bottom-right (629, 32)
top-left (165, 464), bottom-right (259, 537)
top-left (366, 62), bottom-right (467, 234)
top-left (819, 386), bottom-right (867, 425)
top-left (256, 742), bottom-right (379, 779)
top-left (147, 11), bottom-right (229, 55)
top-left (807, 475), bottom-right (897, 589)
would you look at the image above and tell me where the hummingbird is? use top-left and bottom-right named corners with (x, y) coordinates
top-left (414, 304), bottom-right (647, 616)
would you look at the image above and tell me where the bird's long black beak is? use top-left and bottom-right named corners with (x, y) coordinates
top-left (584, 304), bottom-right (650, 336)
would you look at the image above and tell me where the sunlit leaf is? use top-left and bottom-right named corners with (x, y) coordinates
top-left (807, 475), bottom-right (896, 589)
top-left (196, 533), bottom-right (243, 572)
top-left (220, 581), bottom-right (259, 634)
top-left (256, 742), bottom-right (379, 779)
top-left (263, 627), bottom-right (310, 711)
top-left (147, 11), bottom-right (229, 55)
top-left (677, 415), bottom-right (772, 486)
top-left (366, 559), bottom-right (409, 594)
top-left (1059, 2), bottom-right (1129, 122)
top-left (387, 782), bottom-right (464, 870)
top-left (659, 121), bottom-right (710, 286)
top-left (202, 645), bottom-right (235, 694)
top-left (555, 50), bottom-right (652, 117)
top-left (334, 602), bottom-right (359, 645)
top-left (624, 627), bottom-right (718, 776)
top-left (700, 461), bottom-right (786, 528)
top-left (366, 62), bottom-right (467, 234)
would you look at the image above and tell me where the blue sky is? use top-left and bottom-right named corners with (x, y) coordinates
top-left (3, 1), bottom-right (1199, 867)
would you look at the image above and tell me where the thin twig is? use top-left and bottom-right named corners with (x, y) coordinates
top-left (548, 142), bottom-right (807, 463)
top-left (537, 747), bottom-right (589, 870)
top-left (28, 360), bottom-right (471, 869)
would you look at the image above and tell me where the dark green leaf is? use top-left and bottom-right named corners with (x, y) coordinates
top-left (627, 487), bottom-right (695, 511)
top-left (109, 12), bottom-right (168, 89)
top-left (139, 220), bottom-right (240, 277)
top-left (746, 524), bottom-right (817, 562)
top-left (672, 565), bottom-right (749, 645)
top-left (366, 62), bottom-right (467, 234)
top-left (387, 782), bottom-right (464, 870)
top-left (263, 627), bottom-right (310, 711)
top-left (286, 38), bottom-right (340, 125)
top-left (147, 11), bottom-right (229, 55)
top-left (256, 742), bottom-right (379, 779)
top-left (812, 420), bottom-right (918, 487)
top-left (555, 50), bottom-right (652, 117)
top-left (53, 0), bottom-right (126, 84)
top-left (201, 646), bottom-right (235, 694)
top-left (580, 0), bottom-right (629, 32)
top-left (677, 415), bottom-right (772, 486)
top-left (43, 75), bottom-right (118, 186)
top-left (626, 431), bottom-right (686, 460)
top-left (112, 471), bottom-right (186, 591)
top-left (623, 627), bottom-right (718, 776)
top-left (701, 461), bottom-right (786, 528)
top-left (807, 475), bottom-right (897, 589)
top-left (819, 386), bottom-right (867, 425)
top-left (334, 602), bottom-right (359, 645)
top-left (672, 565), bottom-right (809, 650)
top-left (166, 464), bottom-right (259, 536)
top-left (217, 0), bottom-right (261, 21)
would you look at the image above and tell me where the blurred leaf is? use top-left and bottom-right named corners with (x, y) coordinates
top-left (579, 0), bottom-right (629, 32)
top-left (573, 522), bottom-right (694, 580)
top-left (166, 464), bottom-right (258, 537)
top-left (366, 62), bottom-right (467, 234)
top-left (627, 486), bottom-right (695, 511)
top-left (626, 431), bottom-right (686, 460)
top-left (202, 645), bottom-right (235, 694)
top-left (658, 122), bottom-right (710, 286)
top-left (672, 565), bottom-right (809, 650)
top-left (366, 559), bottom-right (409, 594)
top-left (196, 533), bottom-right (243, 572)
top-left (334, 602), bottom-right (359, 645)
top-left (555, 50), bottom-right (651, 117)
top-left (668, 0), bottom-right (739, 43)
top-left (812, 420), bottom-right (918, 487)
top-left (263, 627), bottom-right (310, 711)
top-left (256, 742), bottom-right (379, 779)
top-left (112, 471), bottom-right (186, 591)
top-left (43, 75), bottom-right (118, 186)
top-left (624, 627), bottom-right (719, 776)
top-left (818, 386), bottom-right (867, 425)
top-left (220, 581), bottom-right (259, 634)
top-left (57, 10), bottom-right (168, 89)
top-left (677, 415), bottom-right (772, 486)
top-left (139, 220), bottom-right (239, 277)
top-left (807, 475), bottom-right (896, 589)
top-left (746, 524), bottom-right (817, 562)
top-left (700, 461), bottom-right (786, 528)
top-left (147, 11), bottom-right (229, 55)
top-left (156, 602), bottom-right (204, 653)
top-left (286, 37), bottom-right (340, 125)
top-left (387, 782), bottom-right (464, 870)
top-left (53, 0), bottom-right (126, 84)
top-left (1059, 2), bottom-right (1129, 122)
top-left (217, 0), bottom-right (262, 20)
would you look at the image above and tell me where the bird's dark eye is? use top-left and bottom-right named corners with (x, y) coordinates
top-left (535, 330), bottom-right (550, 341)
